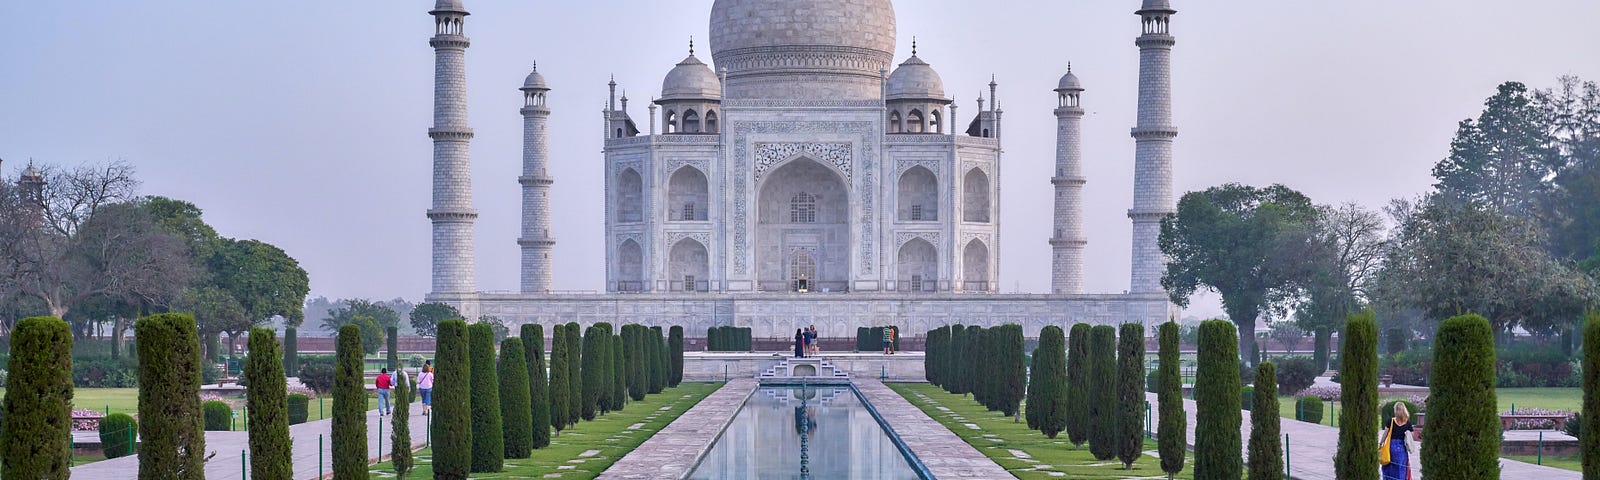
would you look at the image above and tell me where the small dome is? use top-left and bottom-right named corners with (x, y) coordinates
top-left (1057, 70), bottom-right (1083, 91)
top-left (659, 54), bottom-right (721, 101)
top-left (431, 0), bottom-right (467, 14)
top-left (21, 162), bottom-right (41, 178)
top-left (522, 64), bottom-right (548, 90)
top-left (1139, 0), bottom-right (1174, 12)
top-left (886, 55), bottom-right (945, 101)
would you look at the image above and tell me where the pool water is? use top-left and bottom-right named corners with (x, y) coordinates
top-left (687, 385), bottom-right (923, 480)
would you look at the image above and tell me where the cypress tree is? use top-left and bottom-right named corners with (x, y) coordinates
top-left (468, 323), bottom-right (505, 472)
top-left (284, 326), bottom-right (298, 375)
top-left (1065, 323), bottom-right (1091, 449)
top-left (333, 324), bottom-right (369, 480)
top-left (600, 324), bottom-right (618, 413)
top-left (387, 325), bottom-right (400, 371)
top-left (521, 324), bottom-right (551, 449)
top-left (1195, 319), bottom-right (1242, 480)
top-left (580, 324), bottom-right (607, 420)
top-left (669, 326), bottom-right (685, 387)
top-left (1087, 325), bottom-right (1119, 460)
top-left (1032, 325), bottom-right (1068, 438)
top-left (1025, 334), bottom-right (1041, 430)
top-left (627, 325), bottom-right (648, 400)
top-left (927, 327), bottom-right (944, 386)
top-left (1117, 323), bottom-right (1146, 469)
top-left (499, 337), bottom-right (533, 459)
top-left (650, 326), bottom-right (668, 394)
top-left (1585, 312), bottom-right (1600, 479)
top-left (246, 327), bottom-right (292, 480)
top-left (565, 322), bottom-right (581, 426)
top-left (1421, 314), bottom-right (1500, 480)
top-left (135, 313), bottom-right (205, 480)
top-left (1335, 311), bottom-right (1378, 480)
top-left (547, 324), bottom-right (571, 436)
top-left (1248, 361), bottom-right (1283, 480)
top-left (392, 364), bottom-right (414, 480)
top-left (99, 413), bottom-right (137, 459)
top-left (996, 324), bottom-right (1026, 417)
top-left (1158, 321), bottom-right (1187, 479)
top-left (948, 325), bottom-right (967, 394)
top-left (432, 320), bottom-right (472, 479)
top-left (611, 333), bottom-right (626, 410)
top-left (1, 316), bottom-right (72, 479)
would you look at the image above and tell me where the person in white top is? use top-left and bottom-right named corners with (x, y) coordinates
top-left (417, 360), bottom-right (435, 416)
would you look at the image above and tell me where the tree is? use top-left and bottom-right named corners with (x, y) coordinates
top-left (610, 333), bottom-right (625, 411)
top-left (625, 325), bottom-right (647, 401)
top-left (409, 302), bottom-right (460, 337)
top-left (580, 324), bottom-right (609, 421)
top-left (522, 324), bottom-right (551, 449)
top-left (387, 325), bottom-right (400, 370)
top-left (669, 325), bottom-right (685, 387)
top-left (1584, 312), bottom-right (1600, 479)
top-left (1065, 323), bottom-right (1091, 449)
top-left (1, 316), bottom-right (72, 478)
top-left (181, 285), bottom-right (249, 361)
top-left (322, 299), bottom-right (398, 338)
top-left (948, 324), bottom-right (967, 394)
top-left (1087, 325), bottom-right (1119, 460)
top-left (136, 313), bottom-right (205, 480)
top-left (499, 337), bottom-right (533, 459)
top-left (548, 324), bottom-right (572, 435)
top-left (208, 238), bottom-right (309, 329)
top-left (432, 320), bottom-right (472, 479)
top-left (995, 324), bottom-right (1026, 418)
top-left (1157, 321), bottom-right (1186, 479)
top-left (963, 326), bottom-right (983, 399)
top-left (477, 315), bottom-right (510, 342)
top-left (565, 322), bottom-right (581, 425)
top-left (1025, 333), bottom-right (1041, 430)
top-left (1030, 325), bottom-right (1068, 438)
top-left (245, 327), bottom-right (292, 480)
top-left (284, 326), bottom-right (299, 375)
top-left (650, 326), bottom-right (668, 394)
top-left (1543, 77), bottom-right (1600, 261)
top-left (1289, 203), bottom-right (1387, 370)
top-left (1195, 319), bottom-right (1242, 480)
top-left (391, 364), bottom-right (413, 480)
top-left (927, 326), bottom-right (947, 387)
top-left (1248, 362), bottom-right (1284, 480)
top-left (468, 323), bottom-right (504, 472)
top-left (1421, 314), bottom-right (1500, 479)
top-left (1335, 311), bottom-right (1379, 480)
top-left (332, 324), bottom-right (368, 480)
top-left (1117, 323), bottom-right (1146, 469)
top-left (1161, 183), bottom-right (1319, 364)
top-left (324, 314), bottom-right (384, 356)
top-left (1433, 81), bottom-right (1561, 219)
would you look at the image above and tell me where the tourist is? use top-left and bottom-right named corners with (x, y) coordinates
top-left (375, 367), bottom-right (393, 416)
top-left (417, 361), bottom-right (435, 416)
top-left (794, 329), bottom-right (806, 358)
top-left (806, 325), bottom-right (818, 356)
top-left (1381, 403), bottom-right (1415, 480)
top-left (882, 326), bottom-right (895, 355)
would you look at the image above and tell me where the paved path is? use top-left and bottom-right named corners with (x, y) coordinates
top-left (855, 379), bottom-right (1014, 480)
top-left (1147, 392), bottom-right (1579, 480)
top-left (71, 402), bottom-right (429, 480)
top-left (599, 379), bottom-right (757, 479)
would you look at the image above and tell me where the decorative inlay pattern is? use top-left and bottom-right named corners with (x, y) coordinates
top-left (664, 158), bottom-right (709, 177)
top-left (895, 231), bottom-right (942, 249)
top-left (666, 232), bottom-right (712, 248)
top-left (896, 158), bottom-right (942, 177)
top-left (617, 233), bottom-right (643, 246)
top-left (724, 99), bottom-right (885, 109)
top-left (729, 121), bottom-right (876, 275)
top-left (753, 142), bottom-right (853, 183)
top-left (960, 232), bottom-right (992, 248)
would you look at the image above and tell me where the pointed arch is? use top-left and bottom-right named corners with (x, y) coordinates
top-left (963, 239), bottom-right (991, 292)
top-left (705, 110), bottom-right (719, 133)
top-left (668, 166), bottom-right (709, 222)
top-left (897, 166), bottom-right (937, 221)
top-left (907, 109), bottom-right (925, 133)
top-left (888, 110), bottom-right (902, 134)
top-left (667, 238), bottom-right (710, 292)
top-left (897, 238), bottom-right (938, 292)
top-left (963, 167), bottom-right (991, 223)
top-left (683, 109), bottom-right (701, 133)
top-left (757, 157), bottom-right (849, 292)
top-left (665, 110), bottom-right (678, 133)
top-left (930, 109), bottom-right (942, 133)
top-left (617, 168), bottom-right (644, 223)
top-left (617, 239), bottom-right (644, 292)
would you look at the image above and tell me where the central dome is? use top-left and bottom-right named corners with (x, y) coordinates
top-left (708, 0), bottom-right (897, 100)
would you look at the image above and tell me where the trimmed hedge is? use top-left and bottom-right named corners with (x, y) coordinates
top-left (1157, 321), bottom-right (1186, 478)
top-left (1065, 323), bottom-right (1091, 449)
top-left (499, 337), bottom-right (533, 459)
top-left (1295, 396), bottom-right (1324, 424)
top-left (521, 324), bottom-right (551, 449)
top-left (548, 324), bottom-right (572, 435)
top-left (332, 324), bottom-right (368, 479)
top-left (1087, 325), bottom-right (1118, 461)
top-left (580, 324), bottom-right (609, 421)
top-left (1116, 323), bottom-right (1145, 469)
top-left (136, 313), bottom-right (205, 480)
top-left (288, 394), bottom-right (309, 425)
top-left (1241, 386), bottom-right (1255, 412)
top-left (650, 326), bottom-right (668, 394)
top-left (392, 362), bottom-right (414, 479)
top-left (245, 326), bottom-right (292, 479)
top-left (387, 325), bottom-right (400, 371)
top-left (855, 326), bottom-right (903, 352)
top-left (1585, 312), bottom-right (1600, 479)
top-left (1421, 314), bottom-right (1499, 480)
top-left (2, 316), bottom-right (73, 478)
top-left (610, 333), bottom-right (625, 412)
top-left (564, 322), bottom-right (580, 427)
top-left (1247, 362), bottom-right (1283, 480)
top-left (1029, 325), bottom-right (1067, 438)
top-left (625, 325), bottom-right (647, 401)
top-left (926, 326), bottom-right (947, 386)
top-left (203, 400), bottom-right (232, 431)
top-left (706, 326), bottom-right (752, 352)
top-left (283, 326), bottom-right (298, 376)
top-left (1335, 311), bottom-right (1379, 480)
top-left (99, 413), bottom-right (137, 459)
top-left (432, 320), bottom-right (472, 479)
top-left (668, 326), bottom-right (685, 387)
top-left (948, 325), bottom-right (968, 395)
top-left (468, 323), bottom-right (505, 473)
top-left (996, 325), bottom-right (1026, 417)
top-left (1195, 319), bottom-right (1242, 480)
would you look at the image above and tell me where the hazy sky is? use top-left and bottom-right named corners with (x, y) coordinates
top-left (3, 1), bottom-right (1597, 317)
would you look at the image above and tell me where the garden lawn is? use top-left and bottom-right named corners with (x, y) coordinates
top-left (1272, 387), bottom-right (1584, 426)
top-left (889, 383), bottom-right (1194, 480)
top-left (368, 382), bottom-right (722, 479)
top-left (1506, 453), bottom-right (1581, 472)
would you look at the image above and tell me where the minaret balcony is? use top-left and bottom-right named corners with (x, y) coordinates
top-left (429, 36), bottom-right (471, 49)
top-left (1135, 35), bottom-right (1176, 48)
top-left (1050, 237), bottom-right (1088, 248)
top-left (427, 209), bottom-right (479, 223)
top-left (1051, 176), bottom-right (1087, 186)
top-left (1130, 127), bottom-right (1178, 139)
top-left (428, 127), bottom-right (475, 140)
top-left (518, 175), bottom-right (555, 186)
top-left (518, 237), bottom-right (557, 248)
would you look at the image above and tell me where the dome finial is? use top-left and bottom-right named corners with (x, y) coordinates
top-left (1067, 62), bottom-right (1072, 73)
top-left (912, 36), bottom-right (917, 56)
top-left (689, 36), bottom-right (695, 56)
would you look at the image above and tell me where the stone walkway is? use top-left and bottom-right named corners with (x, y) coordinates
top-left (598, 379), bottom-right (758, 479)
top-left (71, 402), bottom-right (429, 480)
top-left (1147, 392), bottom-right (1579, 480)
top-left (855, 379), bottom-right (1014, 480)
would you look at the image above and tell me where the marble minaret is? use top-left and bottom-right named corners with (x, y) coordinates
top-left (428, 0), bottom-right (477, 295)
top-left (1129, 0), bottom-right (1177, 294)
top-left (1051, 66), bottom-right (1087, 294)
top-left (519, 64), bottom-right (555, 293)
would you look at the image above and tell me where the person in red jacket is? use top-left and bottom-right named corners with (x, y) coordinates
top-left (375, 368), bottom-right (392, 416)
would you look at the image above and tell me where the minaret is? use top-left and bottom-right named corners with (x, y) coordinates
top-left (1051, 65), bottom-right (1087, 294)
top-left (1129, 0), bottom-right (1177, 294)
top-left (518, 63), bottom-right (555, 294)
top-left (428, 0), bottom-right (477, 295)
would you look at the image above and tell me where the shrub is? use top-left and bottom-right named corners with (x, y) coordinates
top-left (297, 362), bottom-right (334, 395)
top-left (1087, 325), bottom-right (1118, 461)
top-left (949, 325), bottom-right (968, 394)
top-left (499, 337), bottom-right (533, 459)
top-left (2, 316), bottom-right (73, 478)
top-left (202, 361), bottom-right (222, 385)
top-left (245, 327), bottom-right (291, 479)
top-left (1241, 386), bottom-right (1255, 411)
top-left (1194, 319), bottom-right (1242, 480)
top-left (1117, 323), bottom-right (1145, 469)
top-left (1145, 369), bottom-right (1159, 393)
top-left (995, 325), bottom-right (1027, 417)
top-left (1275, 356), bottom-right (1319, 395)
top-left (521, 324), bottom-right (551, 449)
top-left (433, 320), bottom-right (472, 479)
top-left (283, 326), bottom-right (298, 374)
top-left (387, 325), bottom-right (400, 371)
top-left (580, 324), bottom-right (609, 421)
top-left (1247, 362), bottom-right (1282, 480)
top-left (1157, 321), bottom-right (1186, 478)
top-left (1295, 396), bottom-right (1324, 424)
top-left (203, 400), bottom-right (233, 431)
top-left (626, 325), bottom-right (647, 401)
top-left (332, 324), bottom-right (368, 479)
top-left (564, 322), bottom-right (581, 425)
top-left (650, 326), bottom-right (668, 394)
top-left (136, 313), bottom-right (205, 480)
top-left (1238, 361), bottom-right (1256, 386)
top-left (1565, 411), bottom-right (1582, 440)
top-left (548, 324), bottom-right (571, 435)
top-left (99, 413), bottom-right (137, 459)
top-left (1381, 399), bottom-right (1419, 429)
top-left (287, 394), bottom-right (310, 425)
top-left (1065, 323), bottom-right (1091, 449)
top-left (1029, 326), bottom-right (1068, 438)
top-left (392, 364), bottom-right (413, 480)
top-left (468, 323), bottom-right (505, 472)
top-left (669, 326), bottom-right (685, 387)
top-left (927, 326), bottom-right (947, 386)
top-left (1335, 311), bottom-right (1380, 480)
top-left (610, 333), bottom-right (625, 412)
top-left (1421, 314), bottom-right (1499, 480)
top-left (1497, 343), bottom-right (1578, 388)
top-left (409, 354), bottom-right (426, 368)
top-left (1586, 312), bottom-right (1600, 477)
top-left (73, 356), bottom-right (138, 388)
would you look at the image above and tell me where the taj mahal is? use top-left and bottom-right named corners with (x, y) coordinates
top-left (424, 0), bottom-right (1181, 338)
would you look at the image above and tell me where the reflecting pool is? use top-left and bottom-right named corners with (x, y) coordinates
top-left (687, 385), bottom-right (924, 480)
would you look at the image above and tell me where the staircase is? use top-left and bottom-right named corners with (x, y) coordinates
top-left (758, 357), bottom-right (851, 385)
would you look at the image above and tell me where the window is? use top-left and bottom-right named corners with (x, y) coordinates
top-left (665, 111), bottom-right (677, 133)
top-left (684, 110), bottom-right (701, 133)
top-left (790, 192), bottom-right (817, 223)
top-left (705, 110), bottom-right (719, 133)
top-left (911, 275), bottom-right (924, 292)
top-left (911, 205), bottom-right (924, 221)
top-left (683, 275), bottom-right (696, 292)
top-left (790, 251), bottom-right (816, 291)
top-left (908, 109), bottom-right (925, 133)
top-left (682, 203), bottom-right (697, 221)
top-left (888, 111), bottom-right (902, 133)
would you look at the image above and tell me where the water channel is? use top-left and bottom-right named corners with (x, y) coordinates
top-left (687, 385), bottom-right (925, 480)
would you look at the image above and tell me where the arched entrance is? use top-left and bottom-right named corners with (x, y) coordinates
top-left (756, 158), bottom-right (849, 292)
top-left (616, 239), bottom-right (644, 292)
top-left (897, 238), bottom-right (938, 292)
top-left (963, 239), bottom-right (991, 292)
top-left (667, 238), bottom-right (710, 292)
